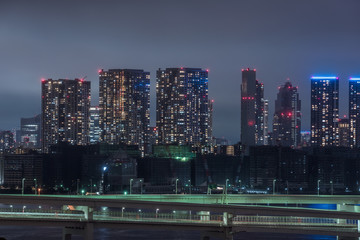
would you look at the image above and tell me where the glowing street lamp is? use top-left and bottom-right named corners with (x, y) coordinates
top-left (317, 180), bottom-right (321, 196)
top-left (156, 208), bottom-right (159, 218)
top-left (273, 179), bottom-right (277, 195)
top-left (225, 179), bottom-right (229, 195)
top-left (34, 178), bottom-right (37, 195)
top-left (122, 207), bottom-right (125, 217)
top-left (22, 178), bottom-right (26, 195)
top-left (130, 179), bottom-right (134, 195)
top-left (175, 178), bottom-right (179, 194)
top-left (188, 180), bottom-right (191, 194)
top-left (140, 179), bottom-right (143, 194)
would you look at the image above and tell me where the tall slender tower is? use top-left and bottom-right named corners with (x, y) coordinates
top-left (241, 68), bottom-right (266, 147)
top-left (156, 68), bottom-right (210, 148)
top-left (255, 80), bottom-right (266, 145)
top-left (208, 99), bottom-right (214, 146)
top-left (263, 99), bottom-right (269, 145)
top-left (272, 81), bottom-right (301, 147)
top-left (349, 77), bottom-right (360, 148)
top-left (41, 78), bottom-right (90, 152)
top-left (99, 69), bottom-right (150, 155)
top-left (241, 68), bottom-right (256, 147)
top-left (89, 106), bottom-right (101, 144)
top-left (311, 76), bottom-right (339, 147)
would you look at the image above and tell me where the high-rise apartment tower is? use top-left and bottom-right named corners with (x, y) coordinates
top-left (272, 81), bottom-right (301, 147)
top-left (156, 68), bottom-right (211, 148)
top-left (41, 78), bottom-right (90, 152)
top-left (310, 76), bottom-right (339, 147)
top-left (241, 68), bottom-right (266, 148)
top-left (99, 69), bottom-right (150, 155)
top-left (349, 78), bottom-right (360, 148)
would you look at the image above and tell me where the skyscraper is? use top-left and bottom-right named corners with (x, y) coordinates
top-left (41, 78), bottom-right (90, 152)
top-left (263, 99), bottom-right (269, 145)
top-left (311, 76), bottom-right (339, 147)
top-left (255, 80), bottom-right (266, 145)
top-left (272, 81), bottom-right (301, 147)
top-left (208, 99), bottom-right (214, 146)
top-left (89, 106), bottom-right (101, 144)
top-left (20, 114), bottom-right (41, 148)
top-left (241, 68), bottom-right (266, 148)
top-left (156, 68), bottom-right (211, 148)
top-left (349, 78), bottom-right (360, 148)
top-left (99, 69), bottom-right (150, 155)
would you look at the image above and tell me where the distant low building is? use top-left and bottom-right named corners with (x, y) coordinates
top-left (0, 154), bottom-right (43, 189)
top-left (0, 131), bottom-right (14, 153)
top-left (20, 114), bottom-right (41, 149)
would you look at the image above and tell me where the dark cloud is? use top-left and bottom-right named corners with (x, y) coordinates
top-left (1, 0), bottom-right (360, 142)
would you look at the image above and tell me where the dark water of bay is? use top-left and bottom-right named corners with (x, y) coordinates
top-left (0, 226), bottom-right (336, 240)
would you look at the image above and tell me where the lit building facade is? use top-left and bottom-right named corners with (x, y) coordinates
top-left (263, 99), bottom-right (269, 145)
top-left (99, 69), bottom-right (150, 155)
top-left (338, 118), bottom-right (350, 147)
top-left (0, 131), bottom-right (14, 153)
top-left (156, 68), bottom-right (211, 148)
top-left (349, 78), bottom-right (360, 148)
top-left (208, 99), bottom-right (214, 146)
top-left (89, 106), bottom-right (101, 144)
top-left (272, 81), bottom-right (301, 147)
top-left (241, 68), bottom-right (266, 148)
top-left (311, 76), bottom-right (339, 147)
top-left (41, 78), bottom-right (90, 152)
top-left (20, 114), bottom-right (41, 148)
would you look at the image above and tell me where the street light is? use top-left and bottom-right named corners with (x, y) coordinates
top-left (317, 179), bottom-right (321, 196)
top-left (130, 179), bottom-right (133, 195)
top-left (101, 166), bottom-right (108, 194)
top-left (330, 180), bottom-right (334, 195)
top-left (225, 179), bottom-right (229, 195)
top-left (34, 178), bottom-right (37, 195)
top-left (273, 179), bottom-right (277, 195)
top-left (188, 180), bottom-right (191, 194)
top-left (175, 178), bottom-right (179, 194)
top-left (122, 207), bottom-right (125, 218)
top-left (286, 180), bottom-right (289, 195)
top-left (156, 208), bottom-right (159, 218)
top-left (140, 179), bottom-right (143, 194)
top-left (21, 178), bottom-right (25, 195)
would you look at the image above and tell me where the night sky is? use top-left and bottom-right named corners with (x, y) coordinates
top-left (1, 0), bottom-right (360, 143)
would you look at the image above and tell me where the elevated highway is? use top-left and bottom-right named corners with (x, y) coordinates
top-left (1, 194), bottom-right (360, 240)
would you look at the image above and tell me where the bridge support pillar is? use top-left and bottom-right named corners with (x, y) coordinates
top-left (337, 204), bottom-right (360, 231)
top-left (62, 223), bottom-right (94, 240)
top-left (76, 206), bottom-right (94, 221)
top-left (63, 205), bottom-right (94, 221)
top-left (223, 212), bottom-right (233, 226)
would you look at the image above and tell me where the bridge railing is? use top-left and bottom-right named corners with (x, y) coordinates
top-left (233, 215), bottom-right (358, 227)
top-left (0, 207), bottom-right (358, 229)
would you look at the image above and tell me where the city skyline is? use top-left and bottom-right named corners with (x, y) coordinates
top-left (1, 0), bottom-right (360, 143)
